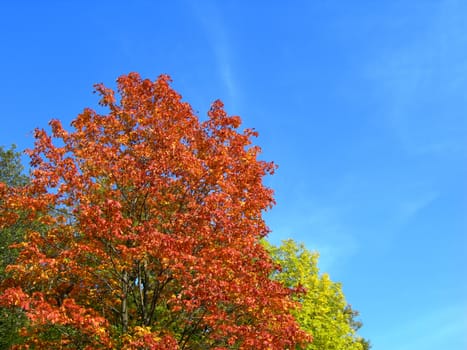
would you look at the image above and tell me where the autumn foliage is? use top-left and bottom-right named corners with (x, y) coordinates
top-left (0, 73), bottom-right (310, 348)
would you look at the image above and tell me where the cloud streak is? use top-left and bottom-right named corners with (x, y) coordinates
top-left (397, 191), bottom-right (438, 223)
top-left (267, 190), bottom-right (360, 275)
top-left (187, 1), bottom-right (239, 106)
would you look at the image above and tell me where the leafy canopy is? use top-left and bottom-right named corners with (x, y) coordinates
top-left (0, 145), bottom-right (28, 275)
top-left (266, 240), bottom-right (370, 350)
top-left (0, 145), bottom-right (29, 349)
top-left (0, 73), bottom-right (310, 349)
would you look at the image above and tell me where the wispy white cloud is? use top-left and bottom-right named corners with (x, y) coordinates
top-left (300, 205), bottom-right (359, 273)
top-left (268, 192), bottom-right (360, 275)
top-left (268, 170), bottom-right (440, 270)
top-left (187, 1), bottom-right (239, 106)
top-left (397, 191), bottom-right (439, 223)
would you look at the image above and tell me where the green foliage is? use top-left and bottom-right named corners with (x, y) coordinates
top-left (0, 306), bottom-right (27, 349)
top-left (266, 239), bottom-right (371, 350)
top-left (0, 145), bottom-right (28, 188)
top-left (0, 145), bottom-right (29, 348)
top-left (0, 145), bottom-right (28, 276)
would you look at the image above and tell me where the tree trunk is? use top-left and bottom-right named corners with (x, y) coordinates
top-left (122, 270), bottom-right (129, 333)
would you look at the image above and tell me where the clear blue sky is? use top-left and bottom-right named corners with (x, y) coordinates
top-left (1, 1), bottom-right (466, 348)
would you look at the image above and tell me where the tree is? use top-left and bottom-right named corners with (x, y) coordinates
top-left (266, 239), bottom-right (371, 350)
top-left (0, 145), bottom-right (28, 276)
top-left (0, 145), bottom-right (29, 349)
top-left (0, 73), bottom-right (310, 349)
top-left (0, 145), bottom-right (28, 188)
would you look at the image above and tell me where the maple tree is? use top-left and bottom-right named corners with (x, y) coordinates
top-left (0, 73), bottom-right (310, 349)
top-left (266, 240), bottom-right (371, 350)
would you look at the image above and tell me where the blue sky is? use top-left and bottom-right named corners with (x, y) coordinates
top-left (1, 1), bottom-right (466, 348)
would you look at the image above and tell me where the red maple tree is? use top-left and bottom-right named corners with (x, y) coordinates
top-left (0, 73), bottom-right (310, 349)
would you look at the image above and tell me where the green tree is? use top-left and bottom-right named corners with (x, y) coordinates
top-left (0, 145), bottom-right (29, 277)
top-left (0, 145), bottom-right (28, 187)
top-left (0, 145), bottom-right (29, 349)
top-left (266, 239), bottom-right (371, 350)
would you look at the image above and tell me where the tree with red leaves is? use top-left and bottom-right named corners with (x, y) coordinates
top-left (0, 73), bottom-right (310, 349)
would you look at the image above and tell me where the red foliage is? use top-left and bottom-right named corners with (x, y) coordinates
top-left (0, 73), bottom-right (310, 349)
